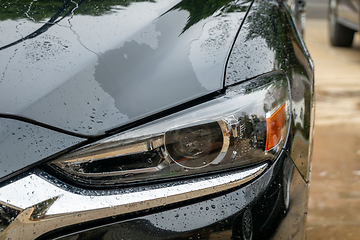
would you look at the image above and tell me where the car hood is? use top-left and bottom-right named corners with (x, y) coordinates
top-left (0, 0), bottom-right (252, 137)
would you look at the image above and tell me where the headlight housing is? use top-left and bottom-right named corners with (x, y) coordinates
top-left (46, 73), bottom-right (291, 187)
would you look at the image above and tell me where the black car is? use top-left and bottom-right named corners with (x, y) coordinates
top-left (0, 0), bottom-right (314, 239)
top-left (329, 0), bottom-right (359, 47)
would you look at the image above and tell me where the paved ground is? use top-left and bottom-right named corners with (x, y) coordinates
top-left (305, 16), bottom-right (360, 240)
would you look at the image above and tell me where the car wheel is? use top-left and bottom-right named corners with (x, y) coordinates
top-left (241, 209), bottom-right (253, 240)
top-left (328, 0), bottom-right (355, 47)
top-left (281, 158), bottom-right (293, 212)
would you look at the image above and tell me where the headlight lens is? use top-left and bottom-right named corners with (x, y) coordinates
top-left (46, 73), bottom-right (291, 186)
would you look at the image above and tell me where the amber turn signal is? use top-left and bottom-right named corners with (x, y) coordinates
top-left (265, 103), bottom-right (286, 151)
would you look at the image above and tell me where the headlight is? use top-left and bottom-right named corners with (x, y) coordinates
top-left (45, 73), bottom-right (291, 187)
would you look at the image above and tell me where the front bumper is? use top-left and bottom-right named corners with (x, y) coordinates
top-left (0, 152), bottom-right (308, 240)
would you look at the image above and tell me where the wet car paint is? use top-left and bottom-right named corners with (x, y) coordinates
top-left (0, 0), bottom-right (251, 181)
top-left (0, 0), bottom-right (314, 239)
top-left (0, 0), bottom-right (251, 136)
top-left (0, 118), bottom-right (85, 180)
top-left (226, 0), bottom-right (314, 181)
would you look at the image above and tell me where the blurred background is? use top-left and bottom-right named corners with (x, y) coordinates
top-left (305, 1), bottom-right (360, 239)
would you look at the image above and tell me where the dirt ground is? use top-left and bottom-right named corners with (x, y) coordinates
top-left (305, 19), bottom-right (360, 239)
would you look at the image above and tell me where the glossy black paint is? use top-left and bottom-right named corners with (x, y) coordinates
top-left (226, 0), bottom-right (314, 181)
top-left (0, 0), bottom-right (252, 182)
top-left (0, 0), bottom-right (251, 136)
top-left (0, 118), bottom-right (85, 180)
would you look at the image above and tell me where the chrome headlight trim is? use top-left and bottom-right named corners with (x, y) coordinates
top-left (0, 163), bottom-right (268, 240)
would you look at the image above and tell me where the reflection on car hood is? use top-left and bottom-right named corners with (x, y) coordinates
top-left (0, 0), bottom-right (251, 136)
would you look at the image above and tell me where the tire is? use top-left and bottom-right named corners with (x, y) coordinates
top-left (241, 209), bottom-right (253, 240)
top-left (328, 0), bottom-right (355, 47)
